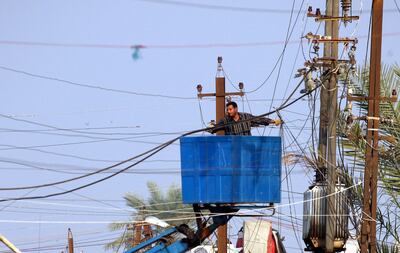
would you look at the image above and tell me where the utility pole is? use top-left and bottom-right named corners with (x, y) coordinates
top-left (360, 1), bottom-right (384, 252)
top-left (325, 1), bottom-right (339, 252)
top-left (68, 228), bottom-right (74, 253)
top-left (317, 1), bottom-right (339, 252)
top-left (129, 222), bottom-right (153, 249)
top-left (302, 2), bottom-right (358, 252)
top-left (133, 223), bottom-right (142, 247)
top-left (196, 57), bottom-right (244, 253)
top-left (216, 64), bottom-right (227, 253)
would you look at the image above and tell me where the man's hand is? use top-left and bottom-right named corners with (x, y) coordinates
top-left (206, 121), bottom-right (216, 133)
top-left (273, 119), bottom-right (282, 126)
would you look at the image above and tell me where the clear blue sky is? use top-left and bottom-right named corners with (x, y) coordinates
top-left (0, 0), bottom-right (399, 252)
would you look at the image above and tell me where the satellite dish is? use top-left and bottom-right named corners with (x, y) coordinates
top-left (144, 216), bottom-right (170, 228)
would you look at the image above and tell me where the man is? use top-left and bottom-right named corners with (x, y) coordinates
top-left (211, 101), bottom-right (281, 136)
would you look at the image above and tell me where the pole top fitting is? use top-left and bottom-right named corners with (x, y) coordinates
top-left (216, 57), bottom-right (224, 78)
top-left (196, 84), bottom-right (203, 93)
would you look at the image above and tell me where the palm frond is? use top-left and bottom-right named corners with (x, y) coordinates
top-left (105, 181), bottom-right (194, 251)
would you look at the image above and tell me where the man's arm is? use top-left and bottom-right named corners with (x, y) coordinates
top-left (246, 113), bottom-right (281, 127)
top-left (250, 116), bottom-right (273, 127)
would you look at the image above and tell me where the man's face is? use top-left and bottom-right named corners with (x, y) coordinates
top-left (226, 105), bottom-right (238, 117)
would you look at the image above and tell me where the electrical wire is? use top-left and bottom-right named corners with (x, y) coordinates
top-left (0, 39), bottom-right (302, 50)
top-left (0, 136), bottom-right (179, 151)
top-left (262, 0), bottom-right (306, 137)
top-left (266, 0), bottom-right (305, 118)
top-left (0, 182), bottom-right (362, 224)
top-left (197, 98), bottom-right (207, 128)
top-left (0, 32), bottom-right (397, 52)
top-left (135, 0), bottom-right (305, 14)
top-left (0, 126), bottom-right (184, 138)
top-left (394, 0), bottom-right (400, 14)
top-left (280, 123), bottom-right (304, 252)
top-left (0, 65), bottom-right (195, 100)
top-left (0, 110), bottom-right (185, 140)
top-left (0, 137), bottom-right (178, 191)
top-left (0, 72), bottom-right (327, 202)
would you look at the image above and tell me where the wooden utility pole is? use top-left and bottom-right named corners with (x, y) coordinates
top-left (67, 228), bottom-right (74, 253)
top-left (129, 222), bottom-right (153, 248)
top-left (133, 223), bottom-right (142, 247)
top-left (215, 66), bottom-right (227, 253)
top-left (317, 1), bottom-right (339, 252)
top-left (360, 1), bottom-right (384, 252)
top-left (196, 57), bottom-right (244, 253)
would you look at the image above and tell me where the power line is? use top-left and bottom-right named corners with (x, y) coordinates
top-left (135, 0), bottom-right (400, 14)
top-left (0, 65), bottom-right (195, 100)
top-left (263, 0), bottom-right (305, 137)
top-left (0, 136), bottom-right (177, 191)
top-left (394, 0), bottom-right (400, 14)
top-left (0, 33), bottom-right (398, 51)
top-left (0, 124), bottom-right (188, 142)
top-left (0, 182), bottom-right (362, 222)
top-left (0, 125), bottom-right (141, 132)
top-left (0, 74), bottom-right (322, 202)
top-left (281, 120), bottom-right (306, 252)
top-left (0, 113), bottom-right (185, 149)
top-left (135, 0), bottom-right (305, 13)
top-left (0, 39), bottom-right (300, 49)
top-left (0, 137), bottom-right (178, 150)
top-left (246, 0), bottom-right (305, 95)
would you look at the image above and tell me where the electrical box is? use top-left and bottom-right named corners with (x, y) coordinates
top-left (180, 136), bottom-right (281, 204)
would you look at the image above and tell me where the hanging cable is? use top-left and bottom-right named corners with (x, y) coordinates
top-left (0, 73), bottom-right (327, 203)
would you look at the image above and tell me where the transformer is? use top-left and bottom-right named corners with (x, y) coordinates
top-left (302, 182), bottom-right (349, 252)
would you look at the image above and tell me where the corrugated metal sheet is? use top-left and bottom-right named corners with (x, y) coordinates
top-left (180, 136), bottom-right (281, 204)
top-left (302, 183), bottom-right (349, 250)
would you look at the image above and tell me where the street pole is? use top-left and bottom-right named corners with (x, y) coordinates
top-left (216, 56), bottom-right (228, 253)
top-left (304, 1), bottom-right (358, 252)
top-left (315, 0), bottom-right (339, 252)
top-left (68, 228), bottom-right (74, 253)
top-left (325, 1), bottom-right (339, 252)
top-left (196, 57), bottom-right (244, 253)
top-left (360, 1), bottom-right (384, 252)
top-left (133, 223), bottom-right (142, 247)
top-left (317, 1), bottom-right (339, 252)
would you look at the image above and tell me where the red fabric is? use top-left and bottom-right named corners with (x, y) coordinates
top-left (266, 227), bottom-right (276, 253)
top-left (236, 230), bottom-right (244, 248)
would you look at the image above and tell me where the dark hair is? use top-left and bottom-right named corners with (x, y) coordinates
top-left (226, 101), bottom-right (238, 108)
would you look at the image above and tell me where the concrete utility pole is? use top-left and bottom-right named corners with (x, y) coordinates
top-left (360, 1), bottom-right (384, 252)
top-left (317, 1), bottom-right (339, 252)
top-left (303, 2), bottom-right (358, 252)
top-left (196, 57), bottom-right (244, 253)
top-left (68, 228), bottom-right (74, 253)
top-left (325, 1), bottom-right (339, 252)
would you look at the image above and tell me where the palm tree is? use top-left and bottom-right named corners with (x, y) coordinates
top-left (104, 181), bottom-right (194, 252)
top-left (337, 65), bottom-right (400, 252)
top-left (285, 65), bottom-right (400, 252)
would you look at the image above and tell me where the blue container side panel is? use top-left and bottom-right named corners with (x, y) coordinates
top-left (180, 136), bottom-right (281, 204)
